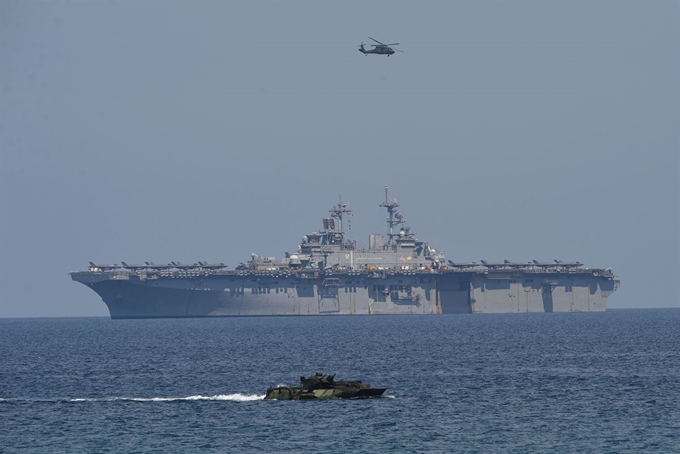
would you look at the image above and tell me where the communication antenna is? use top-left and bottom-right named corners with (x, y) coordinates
top-left (379, 185), bottom-right (403, 246)
top-left (329, 195), bottom-right (352, 234)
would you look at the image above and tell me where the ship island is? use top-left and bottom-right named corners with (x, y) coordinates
top-left (70, 188), bottom-right (619, 319)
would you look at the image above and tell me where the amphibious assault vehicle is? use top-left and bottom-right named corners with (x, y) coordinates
top-left (264, 373), bottom-right (386, 400)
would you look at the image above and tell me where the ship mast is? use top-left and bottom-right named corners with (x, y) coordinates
top-left (380, 186), bottom-right (405, 248)
top-left (329, 195), bottom-right (351, 233)
top-left (322, 195), bottom-right (352, 248)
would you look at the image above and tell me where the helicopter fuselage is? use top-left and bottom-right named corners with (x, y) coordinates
top-left (358, 44), bottom-right (395, 56)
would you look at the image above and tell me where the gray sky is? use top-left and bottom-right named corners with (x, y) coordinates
top-left (1, 1), bottom-right (678, 317)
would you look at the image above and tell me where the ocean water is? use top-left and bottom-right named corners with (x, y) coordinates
top-left (1, 309), bottom-right (678, 453)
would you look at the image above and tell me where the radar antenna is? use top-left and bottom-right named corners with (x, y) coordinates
top-left (329, 195), bottom-right (352, 233)
top-left (380, 185), bottom-right (405, 247)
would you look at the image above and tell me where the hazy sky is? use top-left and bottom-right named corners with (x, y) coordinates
top-left (1, 1), bottom-right (678, 317)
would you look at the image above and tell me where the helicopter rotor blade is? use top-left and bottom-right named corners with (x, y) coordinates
top-left (384, 43), bottom-right (399, 46)
top-left (393, 48), bottom-right (404, 53)
top-left (368, 36), bottom-right (386, 46)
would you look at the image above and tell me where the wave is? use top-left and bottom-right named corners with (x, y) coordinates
top-left (4, 393), bottom-right (393, 403)
top-left (4, 394), bottom-right (265, 403)
top-left (74, 394), bottom-right (265, 402)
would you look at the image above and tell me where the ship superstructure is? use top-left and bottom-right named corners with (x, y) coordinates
top-left (70, 188), bottom-right (619, 318)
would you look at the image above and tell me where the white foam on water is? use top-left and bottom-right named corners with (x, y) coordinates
top-left (129, 394), bottom-right (265, 402)
top-left (211, 393), bottom-right (265, 402)
top-left (67, 394), bottom-right (264, 403)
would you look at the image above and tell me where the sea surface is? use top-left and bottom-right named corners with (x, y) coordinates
top-left (1, 309), bottom-right (679, 453)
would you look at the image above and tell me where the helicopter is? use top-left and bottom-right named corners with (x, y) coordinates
top-left (358, 37), bottom-right (403, 56)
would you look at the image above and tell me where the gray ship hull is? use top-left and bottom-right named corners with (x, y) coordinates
top-left (70, 188), bottom-right (619, 318)
top-left (72, 270), bottom-right (618, 319)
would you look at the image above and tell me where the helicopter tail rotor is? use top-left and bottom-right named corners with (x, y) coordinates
top-left (358, 42), bottom-right (367, 54)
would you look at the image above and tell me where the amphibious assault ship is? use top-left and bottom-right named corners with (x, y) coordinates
top-left (70, 188), bottom-right (619, 318)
